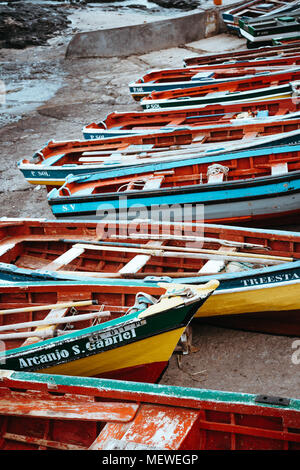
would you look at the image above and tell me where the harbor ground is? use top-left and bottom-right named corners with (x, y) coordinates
top-left (0, 7), bottom-right (299, 398)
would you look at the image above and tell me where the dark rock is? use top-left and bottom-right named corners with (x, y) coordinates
top-left (150, 0), bottom-right (200, 10)
top-left (0, 2), bottom-right (73, 49)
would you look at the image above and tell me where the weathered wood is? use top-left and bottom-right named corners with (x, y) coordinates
top-left (0, 243), bottom-right (16, 256)
top-left (3, 432), bottom-right (87, 450)
top-left (75, 243), bottom-right (291, 265)
top-left (0, 300), bottom-right (95, 316)
top-left (21, 307), bottom-right (69, 343)
top-left (118, 240), bottom-right (163, 274)
top-left (0, 310), bottom-right (111, 333)
top-left (0, 392), bottom-right (139, 422)
top-left (40, 246), bottom-right (86, 272)
top-left (271, 162), bottom-right (288, 175)
top-left (111, 233), bottom-right (267, 250)
top-left (199, 246), bottom-right (237, 274)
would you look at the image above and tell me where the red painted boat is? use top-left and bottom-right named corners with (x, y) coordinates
top-left (19, 117), bottom-right (300, 191)
top-left (1, 218), bottom-right (300, 337)
top-left (83, 97), bottom-right (300, 140)
top-left (0, 370), bottom-right (299, 450)
top-left (141, 67), bottom-right (300, 108)
top-left (129, 64), bottom-right (300, 100)
top-left (129, 62), bottom-right (300, 100)
top-left (184, 42), bottom-right (300, 67)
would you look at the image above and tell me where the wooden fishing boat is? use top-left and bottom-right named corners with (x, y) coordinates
top-left (1, 218), bottom-right (299, 336)
top-left (0, 277), bottom-right (218, 381)
top-left (273, 35), bottom-right (300, 45)
top-left (222, 0), bottom-right (298, 34)
top-left (83, 97), bottom-right (300, 140)
top-left (47, 137), bottom-right (300, 227)
top-left (183, 41), bottom-right (300, 67)
top-left (129, 65), bottom-right (299, 101)
top-left (18, 122), bottom-right (300, 189)
top-left (140, 71), bottom-right (300, 110)
top-left (1, 370), bottom-right (299, 450)
top-left (239, 12), bottom-right (300, 47)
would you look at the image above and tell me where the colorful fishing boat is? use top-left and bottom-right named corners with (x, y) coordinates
top-left (222, 0), bottom-right (298, 34)
top-left (129, 65), bottom-right (300, 101)
top-left (18, 123), bottom-right (300, 189)
top-left (140, 73), bottom-right (300, 111)
top-left (0, 217), bottom-right (300, 336)
top-left (1, 370), bottom-right (299, 450)
top-left (239, 12), bottom-right (300, 47)
top-left (0, 278), bottom-right (218, 381)
top-left (47, 138), bottom-right (300, 228)
top-left (82, 97), bottom-right (300, 140)
top-left (273, 35), bottom-right (300, 45)
top-left (183, 41), bottom-right (300, 67)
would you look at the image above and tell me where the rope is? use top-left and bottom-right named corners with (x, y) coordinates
top-left (207, 163), bottom-right (229, 178)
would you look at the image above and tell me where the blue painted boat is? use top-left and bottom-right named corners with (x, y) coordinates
top-left (17, 124), bottom-right (300, 189)
top-left (47, 140), bottom-right (300, 226)
top-left (82, 97), bottom-right (300, 140)
top-left (128, 65), bottom-right (300, 100)
top-left (140, 77), bottom-right (300, 111)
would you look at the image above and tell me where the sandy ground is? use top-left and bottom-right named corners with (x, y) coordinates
top-left (0, 8), bottom-right (299, 399)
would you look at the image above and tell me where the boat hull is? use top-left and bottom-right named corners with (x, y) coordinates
top-left (0, 289), bottom-right (207, 382)
top-left (48, 172), bottom-right (300, 227)
top-left (141, 83), bottom-right (295, 110)
top-left (1, 370), bottom-right (300, 450)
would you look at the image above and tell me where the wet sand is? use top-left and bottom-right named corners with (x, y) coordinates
top-left (0, 7), bottom-right (299, 398)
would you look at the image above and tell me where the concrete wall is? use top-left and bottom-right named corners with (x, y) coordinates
top-left (65, 8), bottom-right (223, 59)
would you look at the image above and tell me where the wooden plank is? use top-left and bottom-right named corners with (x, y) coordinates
top-left (271, 162), bottom-right (288, 175)
top-left (143, 176), bottom-right (165, 190)
top-left (39, 245), bottom-right (86, 272)
top-left (118, 241), bottom-right (163, 274)
top-left (0, 393), bottom-right (139, 422)
top-left (3, 432), bottom-right (86, 450)
top-left (15, 255), bottom-right (49, 270)
top-left (199, 246), bottom-right (237, 274)
top-left (0, 300), bottom-right (95, 316)
top-left (22, 306), bottom-right (69, 345)
top-left (207, 173), bottom-right (224, 184)
top-left (0, 243), bottom-right (16, 257)
top-left (75, 243), bottom-right (291, 265)
top-left (0, 310), bottom-right (111, 333)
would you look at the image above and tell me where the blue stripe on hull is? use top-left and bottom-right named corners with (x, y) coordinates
top-left (49, 176), bottom-right (300, 220)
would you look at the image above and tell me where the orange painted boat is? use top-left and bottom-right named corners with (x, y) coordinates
top-left (18, 118), bottom-right (300, 189)
top-left (129, 63), bottom-right (300, 100)
top-left (83, 97), bottom-right (300, 140)
top-left (140, 68), bottom-right (300, 110)
top-left (0, 370), bottom-right (299, 450)
top-left (1, 218), bottom-right (300, 337)
top-left (183, 42), bottom-right (300, 67)
top-left (47, 138), bottom-right (300, 227)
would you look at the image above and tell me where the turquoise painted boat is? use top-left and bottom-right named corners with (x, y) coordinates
top-left (140, 74), bottom-right (300, 111)
top-left (222, 0), bottom-right (298, 35)
top-left (0, 279), bottom-right (218, 382)
top-left (239, 11), bottom-right (300, 47)
top-left (17, 125), bottom-right (300, 189)
top-left (47, 140), bottom-right (300, 227)
top-left (82, 97), bottom-right (300, 140)
top-left (0, 370), bottom-right (299, 450)
top-left (0, 218), bottom-right (300, 336)
top-left (129, 65), bottom-right (300, 101)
